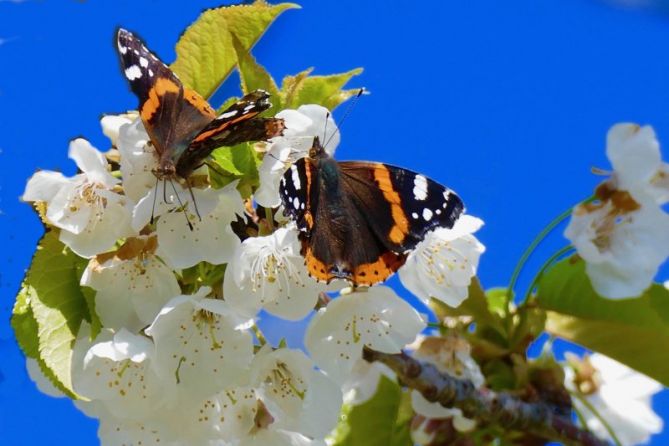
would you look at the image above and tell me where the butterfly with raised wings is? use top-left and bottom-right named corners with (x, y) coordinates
top-left (116, 28), bottom-right (284, 184)
top-left (279, 136), bottom-right (464, 287)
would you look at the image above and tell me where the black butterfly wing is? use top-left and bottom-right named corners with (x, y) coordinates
top-left (279, 158), bottom-right (316, 233)
top-left (116, 28), bottom-right (215, 169)
top-left (177, 91), bottom-right (285, 178)
top-left (338, 161), bottom-right (464, 253)
top-left (279, 158), bottom-right (406, 286)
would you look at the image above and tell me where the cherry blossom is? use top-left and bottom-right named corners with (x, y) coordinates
top-left (255, 104), bottom-right (338, 207)
top-left (565, 195), bottom-right (669, 299)
top-left (22, 138), bottom-right (134, 257)
top-left (80, 235), bottom-right (180, 332)
top-left (249, 346), bottom-right (342, 438)
top-left (305, 286), bottom-right (426, 383)
top-left (565, 352), bottom-right (663, 446)
top-left (71, 327), bottom-right (167, 419)
top-left (145, 287), bottom-right (254, 400)
top-left (224, 226), bottom-right (329, 320)
top-left (399, 215), bottom-right (485, 308)
top-left (606, 123), bottom-right (669, 205)
top-left (153, 181), bottom-right (245, 269)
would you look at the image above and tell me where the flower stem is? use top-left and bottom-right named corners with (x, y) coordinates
top-left (521, 245), bottom-right (574, 304)
top-left (252, 323), bottom-right (268, 346)
top-left (505, 207), bottom-right (574, 315)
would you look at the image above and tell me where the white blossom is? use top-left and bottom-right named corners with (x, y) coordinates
top-left (81, 236), bottom-right (180, 332)
top-left (249, 347), bottom-right (342, 438)
top-left (565, 352), bottom-right (663, 446)
top-left (22, 138), bottom-right (134, 257)
top-left (255, 105), bottom-right (338, 207)
top-left (399, 215), bottom-right (485, 307)
top-left (115, 116), bottom-right (155, 203)
top-left (606, 123), bottom-right (669, 205)
top-left (409, 335), bottom-right (484, 433)
top-left (305, 286), bottom-right (426, 384)
top-left (152, 182), bottom-right (245, 269)
top-left (101, 113), bottom-right (136, 148)
top-left (565, 196), bottom-right (669, 299)
top-left (72, 327), bottom-right (167, 419)
top-left (224, 226), bottom-right (328, 320)
top-left (145, 287), bottom-right (254, 400)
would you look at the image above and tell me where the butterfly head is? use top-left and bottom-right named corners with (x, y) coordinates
top-left (308, 136), bottom-right (330, 160)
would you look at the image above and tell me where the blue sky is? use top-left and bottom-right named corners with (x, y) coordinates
top-left (1, 0), bottom-right (668, 444)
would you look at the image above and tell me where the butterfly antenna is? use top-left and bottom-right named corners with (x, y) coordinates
top-left (169, 179), bottom-right (194, 231)
top-left (186, 180), bottom-right (202, 221)
top-left (150, 177), bottom-right (159, 225)
top-left (323, 112), bottom-right (330, 142)
top-left (324, 88), bottom-right (364, 149)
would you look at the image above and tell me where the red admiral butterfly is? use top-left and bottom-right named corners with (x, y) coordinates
top-left (116, 28), bottom-right (284, 183)
top-left (279, 136), bottom-right (464, 286)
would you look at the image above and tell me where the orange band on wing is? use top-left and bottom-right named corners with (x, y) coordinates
top-left (192, 111), bottom-right (260, 143)
top-left (372, 165), bottom-right (409, 245)
top-left (184, 87), bottom-right (216, 119)
top-left (304, 245), bottom-right (335, 283)
top-left (304, 161), bottom-right (314, 230)
top-left (140, 78), bottom-right (180, 122)
top-left (351, 251), bottom-right (406, 286)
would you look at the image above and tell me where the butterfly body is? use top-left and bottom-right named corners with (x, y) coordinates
top-left (280, 137), bottom-right (464, 286)
top-left (116, 28), bottom-right (284, 184)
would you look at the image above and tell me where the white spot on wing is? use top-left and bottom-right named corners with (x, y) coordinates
top-left (291, 164), bottom-right (301, 190)
top-left (124, 65), bottom-right (142, 81)
top-left (118, 43), bottom-right (128, 55)
top-left (436, 209), bottom-right (442, 215)
top-left (413, 175), bottom-right (428, 201)
top-left (139, 57), bottom-right (149, 68)
top-left (293, 197), bottom-right (300, 209)
top-left (148, 69), bottom-right (154, 77)
top-left (442, 190), bottom-right (450, 208)
top-left (218, 110), bottom-right (238, 120)
top-left (422, 208), bottom-right (433, 221)
top-left (411, 212), bottom-right (419, 219)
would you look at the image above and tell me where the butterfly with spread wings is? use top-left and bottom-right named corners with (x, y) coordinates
top-left (116, 28), bottom-right (284, 184)
top-left (279, 136), bottom-right (464, 287)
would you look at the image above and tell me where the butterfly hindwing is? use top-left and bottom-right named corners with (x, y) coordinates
top-left (177, 91), bottom-right (285, 178)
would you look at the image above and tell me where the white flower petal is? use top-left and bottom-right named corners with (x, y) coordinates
top-left (101, 114), bottom-right (134, 147)
top-left (69, 138), bottom-right (117, 187)
top-left (156, 183), bottom-right (243, 269)
top-left (145, 289), bottom-right (254, 399)
top-left (399, 215), bottom-right (485, 307)
top-left (305, 286), bottom-right (426, 383)
top-left (22, 170), bottom-right (70, 203)
top-left (81, 254), bottom-right (180, 331)
top-left (224, 227), bottom-right (324, 320)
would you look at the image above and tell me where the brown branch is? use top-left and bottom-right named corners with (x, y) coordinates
top-left (362, 348), bottom-right (608, 446)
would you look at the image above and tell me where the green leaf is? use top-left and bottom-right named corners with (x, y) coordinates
top-left (171, 1), bottom-right (299, 99)
top-left (281, 68), bottom-right (363, 110)
top-left (330, 375), bottom-right (412, 446)
top-left (535, 257), bottom-right (669, 386)
top-left (11, 287), bottom-right (39, 359)
top-left (74, 260), bottom-right (101, 339)
top-left (209, 142), bottom-right (260, 197)
top-left (14, 231), bottom-right (91, 397)
top-left (232, 35), bottom-right (281, 109)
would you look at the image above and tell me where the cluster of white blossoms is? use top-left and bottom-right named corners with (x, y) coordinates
top-left (564, 352), bottom-right (663, 446)
top-left (565, 123), bottom-right (669, 299)
top-left (22, 104), bottom-right (486, 445)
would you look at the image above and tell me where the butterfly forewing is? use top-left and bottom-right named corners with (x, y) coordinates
top-left (339, 161), bottom-right (464, 252)
top-left (279, 158), bottom-right (316, 233)
top-left (116, 29), bottom-right (215, 169)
